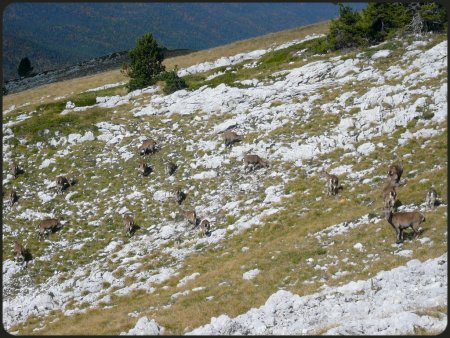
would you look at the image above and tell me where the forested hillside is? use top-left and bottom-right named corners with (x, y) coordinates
top-left (2, 2), bottom-right (365, 80)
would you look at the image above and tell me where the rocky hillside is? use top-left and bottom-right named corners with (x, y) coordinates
top-left (2, 30), bottom-right (447, 335)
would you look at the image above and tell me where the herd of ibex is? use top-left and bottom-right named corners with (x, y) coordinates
top-left (319, 159), bottom-right (440, 244)
top-left (5, 123), bottom-right (441, 268)
top-left (381, 162), bottom-right (436, 244)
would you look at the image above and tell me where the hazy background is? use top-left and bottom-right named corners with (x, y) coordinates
top-left (2, 2), bottom-right (366, 80)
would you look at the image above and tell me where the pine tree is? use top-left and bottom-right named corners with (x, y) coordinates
top-left (328, 4), bottom-right (366, 50)
top-left (17, 57), bottom-right (34, 78)
top-left (126, 33), bottom-right (166, 92)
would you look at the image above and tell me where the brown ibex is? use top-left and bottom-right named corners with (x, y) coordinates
top-left (9, 189), bottom-right (18, 207)
top-left (139, 139), bottom-right (159, 156)
top-left (14, 240), bottom-right (26, 265)
top-left (174, 189), bottom-right (186, 205)
top-left (138, 159), bottom-right (152, 176)
top-left (182, 209), bottom-right (197, 226)
top-left (425, 187), bottom-right (438, 209)
top-left (198, 219), bottom-right (211, 237)
top-left (56, 176), bottom-right (75, 193)
top-left (11, 163), bottom-right (22, 179)
top-left (320, 171), bottom-right (339, 196)
top-left (243, 154), bottom-right (269, 173)
top-left (223, 131), bottom-right (243, 148)
top-left (38, 217), bottom-right (63, 240)
top-left (382, 180), bottom-right (397, 212)
top-left (384, 209), bottom-right (425, 244)
top-left (165, 161), bottom-right (178, 176)
top-left (387, 163), bottom-right (404, 185)
top-left (123, 215), bottom-right (135, 237)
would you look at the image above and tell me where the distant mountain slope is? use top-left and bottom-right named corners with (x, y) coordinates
top-left (2, 2), bottom-right (366, 80)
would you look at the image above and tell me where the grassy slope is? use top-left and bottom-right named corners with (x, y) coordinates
top-left (2, 24), bottom-right (447, 335)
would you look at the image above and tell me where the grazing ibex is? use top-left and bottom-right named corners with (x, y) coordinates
top-left (56, 176), bottom-right (75, 193)
top-left (38, 217), bottom-right (63, 240)
top-left (165, 161), bottom-right (178, 176)
top-left (320, 171), bottom-right (339, 196)
top-left (138, 159), bottom-right (152, 176)
top-left (243, 154), bottom-right (269, 173)
top-left (11, 163), bottom-right (21, 178)
top-left (9, 189), bottom-right (18, 207)
top-left (123, 215), bottom-right (135, 237)
top-left (182, 209), bottom-right (198, 226)
top-left (382, 180), bottom-right (397, 212)
top-left (425, 188), bottom-right (438, 209)
top-left (223, 131), bottom-right (243, 148)
top-left (14, 240), bottom-right (26, 265)
top-left (198, 219), bottom-right (211, 237)
top-left (384, 209), bottom-right (425, 244)
top-left (174, 189), bottom-right (186, 205)
top-left (139, 139), bottom-right (158, 156)
top-left (387, 163), bottom-right (404, 185)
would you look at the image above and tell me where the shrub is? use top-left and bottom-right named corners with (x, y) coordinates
top-left (328, 3), bottom-right (447, 51)
top-left (156, 69), bottom-right (187, 94)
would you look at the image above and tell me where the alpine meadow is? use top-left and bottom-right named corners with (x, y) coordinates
top-left (2, 3), bottom-right (448, 335)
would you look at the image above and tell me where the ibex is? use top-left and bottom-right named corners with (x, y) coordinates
top-left (38, 217), bottom-right (63, 240)
top-left (384, 209), bottom-right (425, 244)
top-left (165, 161), bottom-right (178, 176)
top-left (223, 131), bottom-right (243, 148)
top-left (9, 189), bottom-right (18, 207)
top-left (11, 163), bottom-right (21, 178)
top-left (139, 139), bottom-right (159, 156)
top-left (56, 176), bottom-right (75, 193)
top-left (123, 215), bottom-right (135, 237)
top-left (382, 180), bottom-right (397, 212)
top-left (243, 154), bottom-right (269, 173)
top-left (387, 163), bottom-right (404, 185)
top-left (14, 240), bottom-right (26, 265)
top-left (174, 189), bottom-right (186, 205)
top-left (182, 209), bottom-right (198, 226)
top-left (320, 171), bottom-right (339, 196)
top-left (198, 219), bottom-right (211, 237)
top-left (425, 188), bottom-right (438, 209)
top-left (138, 159), bottom-right (152, 176)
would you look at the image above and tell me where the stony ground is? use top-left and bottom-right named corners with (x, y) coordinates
top-left (2, 31), bottom-right (447, 335)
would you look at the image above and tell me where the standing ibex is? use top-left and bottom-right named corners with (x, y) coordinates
top-left (425, 187), bottom-right (438, 209)
top-left (165, 161), bottom-right (178, 176)
top-left (198, 219), bottom-right (211, 237)
top-left (56, 176), bottom-right (75, 194)
top-left (388, 163), bottom-right (404, 185)
top-left (11, 163), bottom-right (22, 179)
top-left (138, 159), bottom-right (152, 176)
top-left (382, 180), bottom-right (397, 212)
top-left (174, 189), bottom-right (186, 205)
top-left (38, 217), bottom-right (63, 240)
top-left (243, 154), bottom-right (269, 173)
top-left (182, 209), bottom-right (198, 226)
top-left (384, 209), bottom-right (425, 244)
top-left (9, 189), bottom-right (18, 207)
top-left (123, 215), bottom-right (135, 237)
top-left (14, 240), bottom-right (26, 265)
top-left (139, 139), bottom-right (159, 156)
top-left (320, 171), bottom-right (339, 196)
top-left (223, 131), bottom-right (243, 148)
